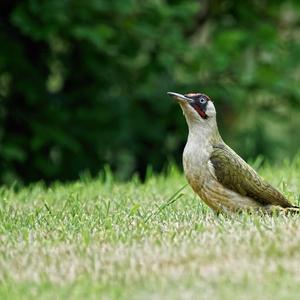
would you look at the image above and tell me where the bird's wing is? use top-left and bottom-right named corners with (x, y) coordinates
top-left (209, 144), bottom-right (293, 207)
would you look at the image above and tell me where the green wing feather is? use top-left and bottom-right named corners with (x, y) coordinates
top-left (210, 144), bottom-right (294, 208)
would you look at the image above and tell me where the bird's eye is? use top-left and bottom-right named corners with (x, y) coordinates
top-left (199, 98), bottom-right (206, 104)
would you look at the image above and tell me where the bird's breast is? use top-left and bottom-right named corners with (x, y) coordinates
top-left (182, 140), bottom-right (212, 190)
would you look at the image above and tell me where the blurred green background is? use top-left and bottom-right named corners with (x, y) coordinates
top-left (0, 0), bottom-right (299, 184)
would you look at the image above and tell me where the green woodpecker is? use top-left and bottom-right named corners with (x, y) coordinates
top-left (168, 91), bottom-right (299, 214)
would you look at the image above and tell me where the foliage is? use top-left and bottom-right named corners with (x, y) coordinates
top-left (0, 157), bottom-right (300, 298)
top-left (0, 0), bottom-right (300, 183)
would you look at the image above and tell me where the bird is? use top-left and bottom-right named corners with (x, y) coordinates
top-left (167, 91), bottom-right (299, 214)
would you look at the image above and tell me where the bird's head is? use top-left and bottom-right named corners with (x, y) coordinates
top-left (167, 92), bottom-right (217, 131)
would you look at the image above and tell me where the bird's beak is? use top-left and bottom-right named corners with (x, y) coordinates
top-left (167, 92), bottom-right (192, 103)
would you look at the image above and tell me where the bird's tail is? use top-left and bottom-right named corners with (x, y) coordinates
top-left (264, 205), bottom-right (300, 215)
top-left (285, 206), bottom-right (300, 214)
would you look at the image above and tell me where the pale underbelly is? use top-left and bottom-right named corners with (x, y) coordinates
top-left (183, 149), bottom-right (262, 212)
top-left (186, 174), bottom-right (262, 213)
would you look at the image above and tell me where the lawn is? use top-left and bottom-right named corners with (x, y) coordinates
top-left (0, 156), bottom-right (300, 300)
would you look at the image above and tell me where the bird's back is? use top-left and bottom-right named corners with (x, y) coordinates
top-left (210, 143), bottom-right (294, 208)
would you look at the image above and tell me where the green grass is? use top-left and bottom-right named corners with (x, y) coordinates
top-left (0, 156), bottom-right (300, 300)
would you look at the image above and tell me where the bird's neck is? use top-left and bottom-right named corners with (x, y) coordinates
top-left (187, 118), bottom-right (222, 146)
